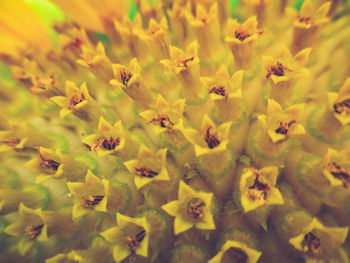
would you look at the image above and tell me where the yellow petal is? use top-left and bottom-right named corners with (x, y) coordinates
top-left (161, 200), bottom-right (179, 217)
top-left (112, 244), bottom-right (130, 263)
top-left (174, 216), bottom-right (193, 235)
top-left (72, 203), bottom-right (89, 220)
top-left (98, 116), bottom-right (112, 133)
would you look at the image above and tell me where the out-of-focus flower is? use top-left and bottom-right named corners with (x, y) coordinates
top-left (328, 77), bottom-right (350, 126)
top-left (100, 213), bottom-right (150, 262)
top-left (225, 16), bottom-right (264, 69)
top-left (286, 0), bottom-right (331, 53)
top-left (162, 180), bottom-right (215, 235)
top-left (322, 148), bottom-right (350, 189)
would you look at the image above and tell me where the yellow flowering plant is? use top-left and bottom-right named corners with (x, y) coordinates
top-left (1, 0), bottom-right (350, 262)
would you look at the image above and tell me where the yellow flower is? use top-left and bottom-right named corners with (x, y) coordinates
top-left (258, 99), bottom-right (305, 144)
top-left (82, 116), bottom-right (128, 157)
top-left (0, 121), bottom-right (51, 153)
top-left (114, 15), bottom-right (149, 61)
top-left (25, 146), bottom-right (88, 183)
top-left (161, 180), bottom-right (216, 235)
top-left (110, 57), bottom-right (155, 109)
top-left (51, 81), bottom-right (99, 122)
top-left (5, 203), bottom-right (48, 255)
top-left (322, 148), bottom-right (350, 189)
top-left (328, 77), bottom-right (350, 126)
top-left (225, 16), bottom-right (264, 69)
top-left (182, 114), bottom-right (231, 157)
top-left (160, 41), bottom-right (204, 99)
top-left (67, 170), bottom-right (109, 220)
top-left (52, 0), bottom-right (130, 32)
top-left (124, 145), bottom-right (170, 189)
top-left (208, 240), bottom-right (262, 263)
top-left (286, 0), bottom-right (331, 53)
top-left (289, 218), bottom-right (348, 257)
top-left (140, 94), bottom-right (185, 134)
top-left (77, 42), bottom-right (113, 83)
top-left (262, 45), bottom-right (311, 87)
top-left (138, 17), bottom-right (170, 60)
top-left (240, 167), bottom-right (284, 212)
top-left (185, 3), bottom-right (221, 59)
top-left (0, 0), bottom-right (52, 57)
top-left (100, 213), bottom-right (150, 262)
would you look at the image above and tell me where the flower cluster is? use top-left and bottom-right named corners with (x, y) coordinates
top-left (0, 0), bottom-right (350, 262)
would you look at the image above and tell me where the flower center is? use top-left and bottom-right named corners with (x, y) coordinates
top-left (222, 247), bottom-right (248, 263)
top-left (93, 136), bottom-right (120, 151)
top-left (1, 138), bottom-right (20, 147)
top-left (68, 94), bottom-right (85, 110)
top-left (25, 224), bottom-right (44, 240)
top-left (302, 232), bottom-right (321, 254)
top-left (40, 159), bottom-right (61, 171)
top-left (120, 69), bottom-right (133, 85)
top-left (81, 195), bottom-right (104, 208)
top-left (299, 16), bottom-right (313, 25)
top-left (266, 61), bottom-right (293, 79)
top-left (204, 127), bottom-right (221, 149)
top-left (176, 57), bottom-right (194, 68)
top-left (209, 86), bottom-right (228, 101)
top-left (333, 99), bottom-right (350, 115)
top-left (135, 167), bottom-right (159, 178)
top-left (234, 29), bottom-right (251, 41)
top-left (125, 229), bottom-right (146, 255)
top-left (327, 162), bottom-right (350, 188)
top-left (275, 120), bottom-right (296, 135)
top-left (149, 114), bottom-right (174, 128)
top-left (186, 198), bottom-right (206, 219)
top-left (248, 172), bottom-right (270, 201)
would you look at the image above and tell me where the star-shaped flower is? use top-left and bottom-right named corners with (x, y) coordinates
top-left (322, 148), bottom-right (350, 189)
top-left (110, 57), bottom-right (155, 110)
top-left (182, 114), bottom-right (231, 156)
top-left (225, 16), bottom-right (264, 69)
top-left (51, 81), bottom-right (98, 122)
top-left (208, 240), bottom-right (262, 263)
top-left (328, 77), bottom-right (350, 126)
top-left (124, 145), bottom-right (170, 189)
top-left (289, 218), bottom-right (348, 258)
top-left (67, 170), bottom-right (109, 219)
top-left (100, 213), bottom-right (150, 262)
top-left (77, 42), bottom-right (113, 83)
top-left (5, 203), bottom-right (48, 255)
top-left (240, 166), bottom-right (284, 212)
top-left (258, 99), bottom-right (305, 144)
top-left (82, 116), bottom-right (128, 157)
top-left (262, 45), bottom-right (311, 88)
top-left (140, 94), bottom-right (185, 134)
top-left (161, 180), bottom-right (216, 235)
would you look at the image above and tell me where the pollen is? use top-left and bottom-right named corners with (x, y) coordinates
top-left (204, 127), bottom-right (221, 149)
top-left (302, 232), bottom-right (321, 254)
top-left (149, 114), bottom-right (174, 128)
top-left (186, 197), bottom-right (206, 219)
top-left (81, 195), bottom-right (104, 208)
top-left (275, 120), bottom-right (296, 135)
top-left (25, 224), bottom-right (44, 241)
top-left (333, 99), bottom-right (350, 115)
top-left (248, 172), bottom-right (270, 201)
top-left (327, 162), bottom-right (350, 188)
top-left (135, 167), bottom-right (159, 178)
top-left (120, 69), bottom-right (133, 85)
top-left (266, 61), bottom-right (293, 79)
top-left (209, 86), bottom-right (228, 101)
top-left (222, 247), bottom-right (248, 263)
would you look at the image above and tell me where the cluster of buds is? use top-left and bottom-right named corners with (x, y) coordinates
top-left (0, 0), bottom-right (350, 262)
